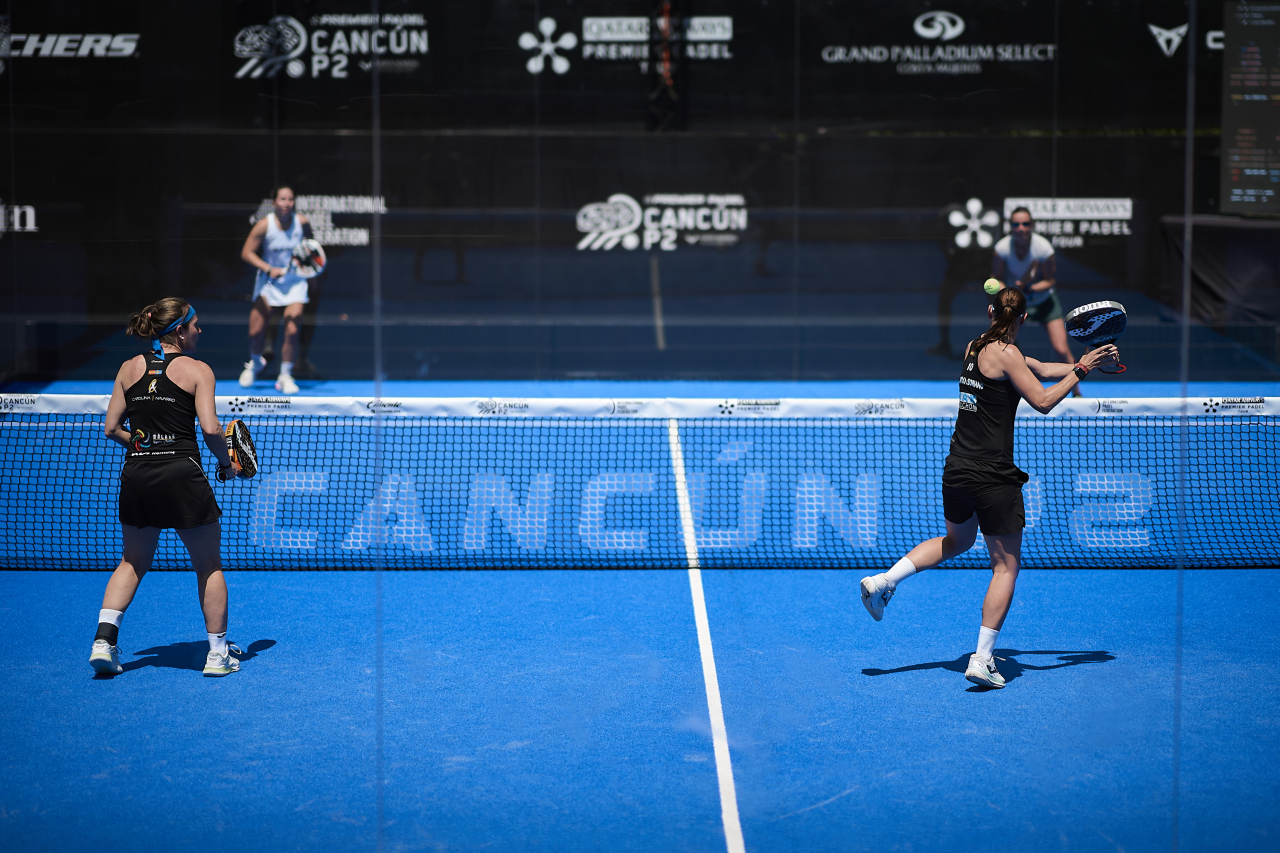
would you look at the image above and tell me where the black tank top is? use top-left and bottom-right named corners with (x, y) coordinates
top-left (949, 341), bottom-right (1022, 463)
top-left (124, 354), bottom-right (201, 462)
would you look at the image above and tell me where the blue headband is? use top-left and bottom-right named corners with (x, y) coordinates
top-left (151, 305), bottom-right (196, 360)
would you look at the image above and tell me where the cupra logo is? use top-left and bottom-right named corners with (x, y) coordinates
top-left (1149, 23), bottom-right (1188, 57)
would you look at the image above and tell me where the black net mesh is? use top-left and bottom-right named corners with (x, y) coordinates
top-left (3, 410), bottom-right (1277, 569)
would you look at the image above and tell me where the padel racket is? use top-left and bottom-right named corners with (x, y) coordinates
top-left (289, 238), bottom-right (326, 279)
top-left (219, 419), bottom-right (259, 480)
top-left (1065, 300), bottom-right (1127, 374)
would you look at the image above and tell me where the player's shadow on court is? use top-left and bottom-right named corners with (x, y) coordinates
top-left (101, 639), bottom-right (277, 676)
top-left (862, 649), bottom-right (1115, 690)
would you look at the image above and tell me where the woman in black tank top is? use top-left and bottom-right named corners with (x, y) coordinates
top-left (89, 298), bottom-right (247, 679)
top-left (857, 287), bottom-right (1120, 689)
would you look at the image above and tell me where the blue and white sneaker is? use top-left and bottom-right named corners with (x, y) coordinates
top-left (90, 639), bottom-right (123, 675)
top-left (964, 653), bottom-right (1006, 688)
top-left (860, 574), bottom-right (894, 622)
top-left (203, 644), bottom-right (242, 677)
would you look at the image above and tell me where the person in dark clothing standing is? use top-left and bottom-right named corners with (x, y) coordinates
top-left (859, 287), bottom-right (1119, 688)
top-left (90, 297), bottom-right (244, 678)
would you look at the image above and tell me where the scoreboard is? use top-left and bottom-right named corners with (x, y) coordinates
top-left (1221, 2), bottom-right (1280, 215)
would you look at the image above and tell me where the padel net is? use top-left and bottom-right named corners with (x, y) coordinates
top-left (3, 395), bottom-right (1277, 570)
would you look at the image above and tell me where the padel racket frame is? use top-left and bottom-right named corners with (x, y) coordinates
top-left (220, 419), bottom-right (259, 480)
top-left (1065, 300), bottom-right (1128, 374)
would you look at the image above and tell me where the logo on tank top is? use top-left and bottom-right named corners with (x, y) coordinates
top-left (959, 392), bottom-right (978, 412)
top-left (131, 429), bottom-right (176, 452)
top-left (147, 379), bottom-right (158, 394)
top-left (960, 375), bottom-right (984, 391)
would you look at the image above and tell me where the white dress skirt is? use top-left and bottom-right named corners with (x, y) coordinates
top-left (253, 270), bottom-right (309, 306)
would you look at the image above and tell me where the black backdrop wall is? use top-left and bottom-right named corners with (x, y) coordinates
top-left (3, 1), bottom-right (1273, 383)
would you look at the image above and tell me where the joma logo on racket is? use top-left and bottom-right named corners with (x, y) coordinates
top-left (1068, 310), bottom-right (1123, 338)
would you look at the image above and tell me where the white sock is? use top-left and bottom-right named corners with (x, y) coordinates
top-left (208, 631), bottom-right (228, 656)
top-left (280, 361), bottom-right (294, 377)
top-left (98, 608), bottom-right (124, 627)
top-left (977, 626), bottom-right (999, 661)
top-left (250, 354), bottom-right (266, 369)
top-left (884, 556), bottom-right (917, 589)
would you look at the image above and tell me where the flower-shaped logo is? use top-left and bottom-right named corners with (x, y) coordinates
top-left (1203, 399), bottom-right (1219, 414)
top-left (228, 398), bottom-right (247, 414)
top-left (718, 401), bottom-right (735, 416)
top-left (519, 18), bottom-right (577, 75)
top-left (948, 198), bottom-right (1000, 249)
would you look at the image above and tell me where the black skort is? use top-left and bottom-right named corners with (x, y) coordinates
top-left (119, 457), bottom-right (222, 530)
top-left (941, 455), bottom-right (1027, 536)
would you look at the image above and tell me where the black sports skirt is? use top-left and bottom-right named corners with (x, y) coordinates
top-left (941, 455), bottom-right (1028, 536)
top-left (119, 457), bottom-right (222, 530)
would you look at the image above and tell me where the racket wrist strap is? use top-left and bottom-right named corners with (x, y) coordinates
top-left (1073, 363), bottom-right (1089, 381)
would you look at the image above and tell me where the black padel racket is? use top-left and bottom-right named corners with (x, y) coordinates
top-left (1065, 300), bottom-right (1128, 374)
top-left (219, 419), bottom-right (259, 480)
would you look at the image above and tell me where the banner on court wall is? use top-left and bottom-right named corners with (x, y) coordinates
top-left (232, 10), bottom-right (428, 81)
top-left (575, 193), bottom-right (750, 252)
top-left (249, 195), bottom-right (387, 247)
top-left (816, 5), bottom-right (1057, 88)
top-left (1003, 198), bottom-right (1134, 250)
top-left (15, 395), bottom-right (1280, 419)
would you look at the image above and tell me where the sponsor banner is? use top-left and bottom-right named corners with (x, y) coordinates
top-left (3, 32), bottom-right (139, 76)
top-left (576, 193), bottom-right (749, 251)
top-left (522, 14), bottom-right (734, 76)
top-left (820, 9), bottom-right (1055, 77)
top-left (1003, 197), bottom-right (1134, 249)
top-left (22, 396), bottom-right (1279, 419)
top-left (233, 12), bottom-right (428, 80)
top-left (0, 201), bottom-right (38, 237)
top-left (7, 395), bottom-right (108, 415)
top-left (250, 195), bottom-right (387, 247)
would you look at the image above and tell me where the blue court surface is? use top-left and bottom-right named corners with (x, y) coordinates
top-left (2, 568), bottom-right (1277, 852)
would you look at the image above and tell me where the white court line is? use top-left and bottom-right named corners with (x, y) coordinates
top-left (650, 256), bottom-right (668, 351)
top-left (688, 568), bottom-right (746, 853)
top-left (666, 419), bottom-right (700, 569)
top-left (668, 419), bottom-right (745, 853)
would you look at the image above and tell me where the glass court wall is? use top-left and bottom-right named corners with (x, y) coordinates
top-left (2, 0), bottom-right (1272, 384)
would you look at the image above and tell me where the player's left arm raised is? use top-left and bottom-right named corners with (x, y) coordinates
top-left (1023, 345), bottom-right (1122, 385)
top-left (299, 213), bottom-right (313, 241)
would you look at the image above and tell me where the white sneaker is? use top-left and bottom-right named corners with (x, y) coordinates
top-left (859, 574), bottom-right (893, 621)
top-left (203, 644), bottom-right (242, 677)
top-left (238, 360), bottom-right (260, 388)
top-left (275, 373), bottom-right (299, 394)
top-left (964, 653), bottom-right (1006, 689)
top-left (90, 639), bottom-right (123, 675)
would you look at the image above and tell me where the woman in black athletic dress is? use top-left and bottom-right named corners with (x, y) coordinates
top-left (89, 297), bottom-right (244, 678)
top-left (858, 286), bottom-right (1120, 688)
